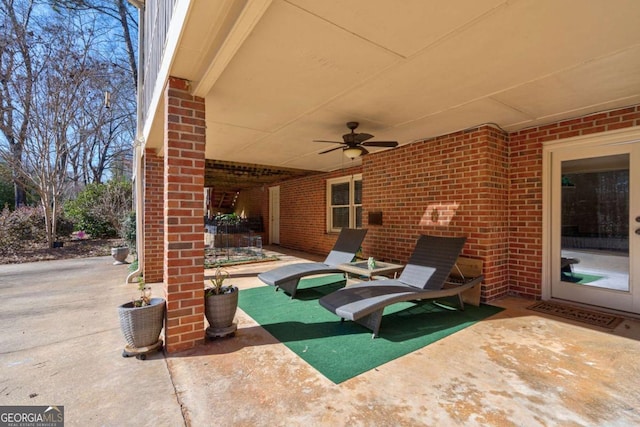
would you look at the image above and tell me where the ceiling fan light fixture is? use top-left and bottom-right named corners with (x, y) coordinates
top-left (344, 147), bottom-right (362, 159)
top-left (316, 122), bottom-right (398, 159)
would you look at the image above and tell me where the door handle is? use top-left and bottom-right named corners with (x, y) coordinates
top-left (636, 216), bottom-right (640, 223)
top-left (636, 229), bottom-right (640, 235)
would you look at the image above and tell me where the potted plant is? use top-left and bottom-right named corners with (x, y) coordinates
top-left (118, 279), bottom-right (165, 359)
top-left (111, 211), bottom-right (136, 264)
top-left (111, 246), bottom-right (129, 264)
top-left (204, 266), bottom-right (238, 339)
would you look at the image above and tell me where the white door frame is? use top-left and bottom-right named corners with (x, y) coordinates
top-left (542, 127), bottom-right (640, 311)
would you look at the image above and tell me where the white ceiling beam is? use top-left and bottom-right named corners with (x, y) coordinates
top-left (192, 0), bottom-right (273, 97)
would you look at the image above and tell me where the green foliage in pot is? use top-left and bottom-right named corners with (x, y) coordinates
top-left (204, 266), bottom-right (238, 332)
top-left (132, 278), bottom-right (152, 307)
top-left (214, 213), bottom-right (241, 226)
top-left (205, 266), bottom-right (236, 296)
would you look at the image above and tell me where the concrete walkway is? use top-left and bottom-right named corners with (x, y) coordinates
top-left (1, 253), bottom-right (640, 426)
top-left (0, 257), bottom-right (184, 426)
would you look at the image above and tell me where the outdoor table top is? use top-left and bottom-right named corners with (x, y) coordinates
top-left (338, 260), bottom-right (404, 279)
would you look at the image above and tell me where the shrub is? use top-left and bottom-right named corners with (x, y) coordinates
top-left (0, 206), bottom-right (42, 253)
top-left (57, 215), bottom-right (75, 238)
top-left (121, 210), bottom-right (136, 253)
top-left (64, 180), bottom-right (132, 239)
top-left (0, 206), bottom-right (71, 254)
top-left (0, 182), bottom-right (14, 210)
top-left (0, 164), bottom-right (15, 209)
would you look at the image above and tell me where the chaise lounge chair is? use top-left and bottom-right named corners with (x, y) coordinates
top-left (318, 235), bottom-right (484, 338)
top-left (257, 228), bottom-right (368, 298)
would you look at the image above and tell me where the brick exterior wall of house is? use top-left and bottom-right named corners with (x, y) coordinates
top-left (277, 165), bottom-right (362, 255)
top-left (143, 149), bottom-right (165, 283)
top-left (270, 105), bottom-right (640, 302)
top-left (162, 77), bottom-right (206, 353)
top-left (271, 126), bottom-right (510, 301)
top-left (508, 104), bottom-right (640, 299)
top-left (362, 125), bottom-right (510, 300)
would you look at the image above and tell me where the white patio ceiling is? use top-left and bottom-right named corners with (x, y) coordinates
top-left (145, 0), bottom-right (640, 174)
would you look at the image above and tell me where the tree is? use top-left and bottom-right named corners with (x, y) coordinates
top-left (48, 0), bottom-right (138, 88)
top-left (0, 6), bottom-right (134, 246)
top-left (74, 63), bottom-right (135, 185)
top-left (47, 0), bottom-right (137, 185)
top-left (0, 0), bottom-right (36, 207)
top-left (0, 2), bottom-right (136, 246)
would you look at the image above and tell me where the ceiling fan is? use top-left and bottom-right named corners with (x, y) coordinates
top-left (314, 122), bottom-right (398, 159)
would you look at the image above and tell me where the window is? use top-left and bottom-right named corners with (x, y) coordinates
top-left (327, 174), bottom-right (362, 232)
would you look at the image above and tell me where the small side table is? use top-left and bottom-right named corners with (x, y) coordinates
top-left (338, 261), bottom-right (404, 280)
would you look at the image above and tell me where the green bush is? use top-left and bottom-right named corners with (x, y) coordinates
top-left (0, 163), bottom-right (14, 209)
top-left (64, 180), bottom-right (132, 239)
top-left (0, 181), bottom-right (14, 210)
top-left (122, 210), bottom-right (136, 253)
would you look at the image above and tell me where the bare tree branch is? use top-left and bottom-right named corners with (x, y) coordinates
top-left (0, 4), bottom-right (136, 246)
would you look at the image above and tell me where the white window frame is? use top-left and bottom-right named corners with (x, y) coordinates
top-left (326, 174), bottom-right (362, 233)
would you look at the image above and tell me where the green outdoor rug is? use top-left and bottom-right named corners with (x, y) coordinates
top-left (561, 272), bottom-right (604, 284)
top-left (239, 275), bottom-right (503, 384)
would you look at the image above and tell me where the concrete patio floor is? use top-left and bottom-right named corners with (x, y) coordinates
top-left (1, 249), bottom-right (639, 426)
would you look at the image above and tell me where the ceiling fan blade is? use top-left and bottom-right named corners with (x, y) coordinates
top-left (313, 139), bottom-right (343, 143)
top-left (353, 133), bottom-right (374, 144)
top-left (342, 133), bottom-right (356, 144)
top-left (318, 123), bottom-right (397, 153)
top-left (361, 141), bottom-right (398, 148)
top-left (319, 146), bottom-right (345, 155)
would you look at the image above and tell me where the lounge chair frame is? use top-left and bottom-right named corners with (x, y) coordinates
top-left (257, 228), bottom-right (368, 298)
top-left (319, 235), bottom-right (484, 338)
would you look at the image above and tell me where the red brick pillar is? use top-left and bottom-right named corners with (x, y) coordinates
top-left (143, 148), bottom-right (164, 283)
top-left (163, 77), bottom-right (206, 353)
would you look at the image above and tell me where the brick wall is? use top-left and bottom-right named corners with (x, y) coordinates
top-left (271, 126), bottom-right (510, 301)
top-left (363, 125), bottom-right (510, 300)
top-left (508, 104), bottom-right (640, 298)
top-left (143, 149), bottom-right (164, 283)
top-left (163, 77), bottom-right (206, 353)
top-left (271, 104), bottom-right (639, 302)
top-left (277, 165), bottom-right (362, 256)
top-left (235, 187), bottom-right (263, 219)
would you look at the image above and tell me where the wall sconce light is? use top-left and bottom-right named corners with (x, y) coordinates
top-left (343, 147), bottom-right (362, 159)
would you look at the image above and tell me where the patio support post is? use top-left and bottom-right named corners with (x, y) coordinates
top-left (163, 77), bottom-right (206, 352)
top-left (143, 148), bottom-right (164, 283)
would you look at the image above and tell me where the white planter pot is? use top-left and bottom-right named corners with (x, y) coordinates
top-left (111, 247), bottom-right (129, 264)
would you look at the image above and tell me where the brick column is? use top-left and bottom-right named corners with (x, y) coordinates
top-left (163, 77), bottom-right (206, 353)
top-left (143, 148), bottom-right (164, 283)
